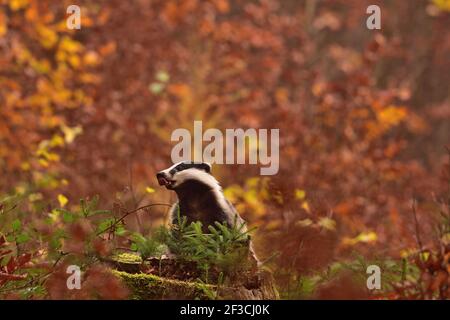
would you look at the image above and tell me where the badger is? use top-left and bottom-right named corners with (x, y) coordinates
top-left (156, 161), bottom-right (259, 265)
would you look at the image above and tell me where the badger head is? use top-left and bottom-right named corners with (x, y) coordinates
top-left (156, 161), bottom-right (214, 190)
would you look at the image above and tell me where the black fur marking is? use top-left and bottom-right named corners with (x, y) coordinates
top-left (169, 161), bottom-right (210, 175)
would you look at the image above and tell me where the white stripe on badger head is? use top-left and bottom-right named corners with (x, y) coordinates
top-left (172, 168), bottom-right (220, 190)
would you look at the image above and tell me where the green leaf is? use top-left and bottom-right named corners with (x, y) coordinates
top-left (16, 232), bottom-right (30, 244)
top-left (1, 255), bottom-right (12, 267)
top-left (62, 211), bottom-right (74, 223)
top-left (49, 230), bottom-right (66, 250)
top-left (97, 218), bottom-right (115, 234)
top-left (12, 219), bottom-right (21, 232)
top-left (115, 225), bottom-right (126, 236)
top-left (80, 196), bottom-right (100, 217)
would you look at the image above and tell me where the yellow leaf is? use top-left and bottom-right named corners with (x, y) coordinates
top-left (155, 71), bottom-right (170, 83)
top-left (38, 158), bottom-right (49, 167)
top-left (68, 54), bottom-right (81, 68)
top-left (30, 58), bottom-right (51, 74)
top-left (49, 134), bottom-right (65, 147)
top-left (342, 231), bottom-right (378, 246)
top-left (265, 219), bottom-right (282, 231)
top-left (301, 201), bottom-right (310, 213)
top-left (246, 177), bottom-right (260, 188)
top-left (442, 232), bottom-right (450, 245)
top-left (46, 152), bottom-right (60, 162)
top-left (57, 194), bottom-right (68, 207)
top-left (145, 187), bottom-right (155, 194)
top-left (48, 209), bottom-right (60, 222)
top-left (377, 106), bottom-right (407, 127)
top-left (355, 231), bottom-right (377, 243)
top-left (15, 185), bottom-right (26, 195)
top-left (433, 0), bottom-right (450, 11)
top-left (419, 251), bottom-right (430, 262)
top-left (296, 218), bottom-right (313, 228)
top-left (20, 162), bottom-right (31, 171)
top-left (61, 125), bottom-right (83, 144)
top-left (9, 0), bottom-right (29, 11)
top-left (0, 11), bottom-right (7, 37)
top-left (80, 72), bottom-right (101, 84)
top-left (318, 217), bottom-right (336, 231)
top-left (83, 51), bottom-right (100, 66)
top-left (36, 24), bottom-right (58, 49)
top-left (59, 36), bottom-right (83, 53)
top-left (400, 249), bottom-right (415, 258)
top-left (28, 193), bottom-right (43, 202)
top-left (295, 189), bottom-right (306, 200)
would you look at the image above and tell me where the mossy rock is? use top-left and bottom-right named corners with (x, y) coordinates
top-left (109, 253), bottom-right (279, 300)
top-left (113, 270), bottom-right (216, 300)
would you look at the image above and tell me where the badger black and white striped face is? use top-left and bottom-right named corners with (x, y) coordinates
top-left (156, 161), bottom-right (213, 190)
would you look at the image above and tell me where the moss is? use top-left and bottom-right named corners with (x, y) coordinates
top-left (113, 270), bottom-right (216, 300)
top-left (107, 253), bottom-right (143, 273)
top-left (112, 253), bottom-right (142, 264)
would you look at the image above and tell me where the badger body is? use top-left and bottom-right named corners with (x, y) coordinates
top-left (156, 161), bottom-right (258, 265)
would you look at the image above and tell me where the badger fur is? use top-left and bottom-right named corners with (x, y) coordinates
top-left (156, 161), bottom-right (259, 264)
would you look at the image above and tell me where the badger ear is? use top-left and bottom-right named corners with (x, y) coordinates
top-left (201, 162), bottom-right (211, 173)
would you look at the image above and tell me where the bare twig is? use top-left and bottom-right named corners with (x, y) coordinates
top-left (0, 204), bottom-right (17, 216)
top-left (96, 203), bottom-right (172, 236)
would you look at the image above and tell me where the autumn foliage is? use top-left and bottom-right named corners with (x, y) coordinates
top-left (0, 0), bottom-right (449, 299)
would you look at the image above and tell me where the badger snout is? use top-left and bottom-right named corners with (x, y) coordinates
top-left (156, 172), bottom-right (170, 186)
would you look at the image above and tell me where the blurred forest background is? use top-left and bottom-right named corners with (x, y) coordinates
top-left (0, 0), bottom-right (449, 299)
